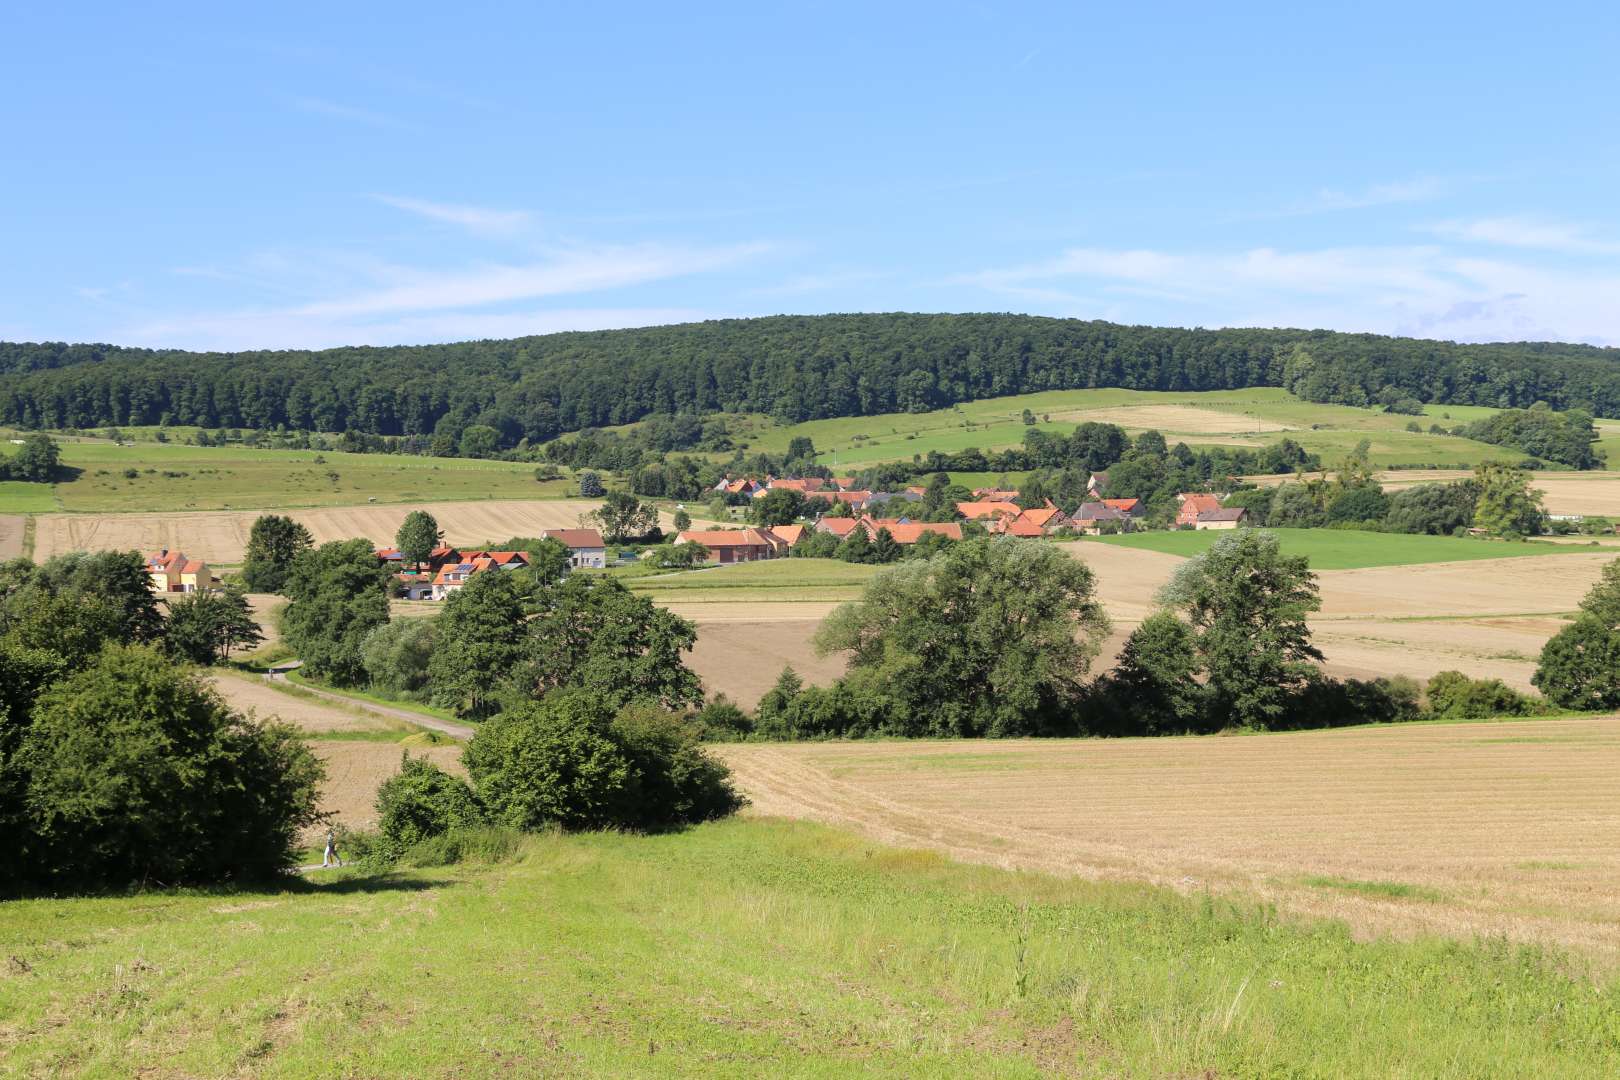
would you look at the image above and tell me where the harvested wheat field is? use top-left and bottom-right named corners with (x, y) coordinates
top-left (312, 740), bottom-right (464, 833)
top-left (722, 716), bottom-right (1620, 956)
top-left (0, 514), bottom-right (23, 560)
top-left (683, 619), bottom-right (848, 708)
top-left (31, 499), bottom-right (711, 564)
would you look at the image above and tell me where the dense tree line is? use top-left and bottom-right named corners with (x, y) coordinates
top-left (5, 314), bottom-right (1620, 447)
top-left (1457, 405), bottom-right (1604, 468)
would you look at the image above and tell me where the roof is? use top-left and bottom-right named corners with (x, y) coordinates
top-left (1179, 494), bottom-right (1223, 514)
top-left (180, 560), bottom-right (205, 574)
top-left (817, 517), bottom-right (863, 537)
top-left (866, 519), bottom-right (962, 544)
top-left (1019, 506), bottom-right (1064, 527)
top-left (766, 524), bottom-right (807, 545)
top-left (828, 491), bottom-right (873, 505)
top-left (375, 547), bottom-right (403, 560)
top-left (1198, 507), bottom-right (1248, 522)
top-left (1073, 502), bottom-right (1127, 521)
top-left (1001, 518), bottom-right (1045, 537)
top-left (956, 500), bottom-right (1020, 520)
top-left (770, 478), bottom-right (826, 492)
top-left (678, 529), bottom-right (775, 548)
top-left (146, 549), bottom-right (186, 571)
top-left (1102, 498), bottom-right (1140, 513)
top-left (541, 528), bottom-right (605, 549)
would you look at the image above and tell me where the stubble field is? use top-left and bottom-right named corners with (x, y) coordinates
top-left (31, 499), bottom-right (704, 564)
top-left (720, 716), bottom-right (1620, 956)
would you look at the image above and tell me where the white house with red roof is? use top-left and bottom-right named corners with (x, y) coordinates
top-left (145, 549), bottom-right (212, 594)
top-left (539, 529), bottom-right (607, 569)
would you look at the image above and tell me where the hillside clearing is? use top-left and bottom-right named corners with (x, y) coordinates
top-left (720, 715), bottom-right (1620, 957)
top-left (4, 818), bottom-right (1617, 1078)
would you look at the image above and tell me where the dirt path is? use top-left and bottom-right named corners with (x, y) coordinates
top-left (263, 666), bottom-right (474, 740)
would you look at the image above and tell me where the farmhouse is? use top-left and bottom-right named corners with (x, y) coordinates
top-left (815, 517), bottom-right (864, 539)
top-left (956, 500), bottom-right (1021, 522)
top-left (1176, 493), bottom-right (1224, 527)
top-left (1087, 471), bottom-right (1109, 497)
top-left (1070, 503), bottom-right (1132, 535)
top-left (863, 518), bottom-right (963, 544)
top-left (145, 549), bottom-right (211, 594)
top-left (1014, 501), bottom-right (1071, 534)
top-left (767, 524), bottom-right (808, 548)
top-left (1102, 497), bottom-right (1143, 517)
top-left (768, 477), bottom-right (828, 494)
top-left (676, 528), bottom-right (781, 563)
top-left (1194, 507), bottom-right (1248, 530)
top-left (540, 528), bottom-right (608, 569)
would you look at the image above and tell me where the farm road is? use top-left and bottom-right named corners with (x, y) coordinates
top-left (264, 664), bottom-right (474, 740)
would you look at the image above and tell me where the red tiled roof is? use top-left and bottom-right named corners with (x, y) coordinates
top-left (867, 519), bottom-right (963, 544)
top-left (1019, 506), bottom-right (1063, 527)
top-left (1180, 493), bottom-right (1222, 513)
top-left (541, 529), bottom-right (604, 549)
top-left (828, 491), bottom-right (873, 505)
top-left (1102, 498), bottom-right (1140, 513)
top-left (678, 529), bottom-right (774, 548)
top-left (1000, 518), bottom-right (1045, 537)
top-left (817, 517), bottom-right (862, 537)
top-left (956, 500), bottom-right (1020, 520)
top-left (765, 524), bottom-right (807, 546)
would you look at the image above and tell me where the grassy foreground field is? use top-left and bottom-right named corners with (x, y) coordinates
top-left (1089, 527), bottom-right (1590, 570)
top-left (4, 819), bottom-right (1618, 1078)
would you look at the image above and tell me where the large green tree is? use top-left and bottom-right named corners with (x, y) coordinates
top-left (395, 510), bottom-right (442, 569)
top-left (281, 539), bottom-right (392, 685)
top-left (519, 576), bottom-right (702, 711)
top-left (0, 433), bottom-right (61, 482)
top-left (1532, 556), bottom-right (1620, 710)
top-left (163, 586), bottom-right (264, 665)
top-left (0, 551), bottom-right (164, 656)
top-left (815, 536), bottom-right (1110, 736)
top-left (1161, 530), bottom-right (1323, 729)
top-left (585, 491), bottom-right (657, 543)
top-left (428, 570), bottom-right (531, 718)
top-left (1472, 462), bottom-right (1544, 537)
top-left (241, 514), bottom-right (314, 593)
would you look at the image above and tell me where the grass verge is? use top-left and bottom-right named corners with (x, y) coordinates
top-left (3, 819), bottom-right (1617, 1077)
top-left (1087, 527), bottom-right (1589, 569)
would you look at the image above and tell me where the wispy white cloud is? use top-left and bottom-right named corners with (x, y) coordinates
top-left (371, 194), bottom-right (533, 235)
top-left (958, 243), bottom-right (1620, 345)
top-left (110, 241), bottom-right (765, 350)
top-left (1243, 176), bottom-right (1448, 219)
top-left (287, 96), bottom-right (406, 130)
top-left (1423, 216), bottom-right (1620, 255)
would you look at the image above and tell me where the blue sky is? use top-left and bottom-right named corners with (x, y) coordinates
top-left (4, 3), bottom-right (1620, 350)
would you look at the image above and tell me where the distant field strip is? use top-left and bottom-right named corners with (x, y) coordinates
top-left (1248, 469), bottom-right (1620, 518)
top-left (31, 499), bottom-right (710, 564)
top-left (0, 514), bottom-right (24, 560)
top-left (721, 716), bottom-right (1620, 955)
top-left (1089, 527), bottom-right (1593, 569)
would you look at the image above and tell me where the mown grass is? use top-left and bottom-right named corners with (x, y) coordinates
top-left (1301, 875), bottom-right (1445, 902)
top-left (2, 818), bottom-right (1617, 1077)
top-left (1087, 527), bottom-right (1588, 570)
top-left (626, 559), bottom-right (882, 591)
top-left (732, 388), bottom-right (1518, 470)
top-left (0, 433), bottom-right (572, 513)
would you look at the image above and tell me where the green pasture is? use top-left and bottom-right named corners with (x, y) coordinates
top-left (1085, 527), bottom-right (1588, 570)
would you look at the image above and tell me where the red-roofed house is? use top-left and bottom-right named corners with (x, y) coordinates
top-left (1102, 498), bottom-right (1142, 517)
top-left (1015, 501), bottom-right (1071, 534)
top-left (999, 517), bottom-right (1046, 538)
top-left (1071, 503), bottom-right (1132, 535)
top-left (955, 500), bottom-right (1021, 522)
top-left (540, 528), bottom-right (607, 569)
top-left (432, 557), bottom-right (495, 600)
top-left (864, 518), bottom-right (963, 544)
top-left (145, 549), bottom-right (212, 594)
top-left (769, 478), bottom-right (828, 494)
top-left (763, 524), bottom-right (808, 549)
top-left (676, 528), bottom-right (780, 564)
top-left (1176, 494), bottom-right (1224, 527)
top-left (815, 516), bottom-right (863, 539)
top-left (827, 490), bottom-right (874, 510)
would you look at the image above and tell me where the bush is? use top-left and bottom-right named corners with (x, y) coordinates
top-left (11, 645), bottom-right (324, 890)
top-left (375, 754), bottom-right (486, 860)
top-left (1281, 675), bottom-right (1423, 729)
top-left (361, 618), bottom-right (437, 696)
top-left (397, 825), bottom-right (524, 868)
top-left (464, 690), bottom-right (743, 832)
top-left (1424, 670), bottom-right (1534, 719)
top-left (692, 695), bottom-right (754, 741)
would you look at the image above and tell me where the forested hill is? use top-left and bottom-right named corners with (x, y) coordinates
top-left (2, 314), bottom-right (1618, 446)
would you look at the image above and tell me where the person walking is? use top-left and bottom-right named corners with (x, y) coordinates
top-left (322, 826), bottom-right (343, 868)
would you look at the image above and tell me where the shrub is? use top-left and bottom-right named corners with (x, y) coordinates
top-left (465, 690), bottom-right (742, 832)
top-left (397, 825), bottom-right (524, 868)
top-left (1425, 670), bottom-right (1534, 719)
top-left (374, 754), bottom-right (486, 860)
top-left (361, 618), bottom-right (437, 696)
top-left (12, 645), bottom-right (323, 890)
top-left (692, 695), bottom-right (754, 741)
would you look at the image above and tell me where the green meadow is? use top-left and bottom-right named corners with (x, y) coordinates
top-left (3, 819), bottom-right (1616, 1078)
top-left (733, 388), bottom-right (1516, 471)
top-left (1088, 527), bottom-right (1589, 570)
top-left (0, 434), bottom-right (571, 514)
top-left (624, 557), bottom-right (881, 604)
